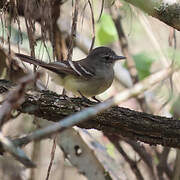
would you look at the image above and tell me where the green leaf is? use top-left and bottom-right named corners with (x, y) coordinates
top-left (133, 52), bottom-right (155, 80)
top-left (96, 13), bottom-right (118, 46)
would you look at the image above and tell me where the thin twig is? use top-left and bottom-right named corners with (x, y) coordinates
top-left (137, 11), bottom-right (169, 67)
top-left (67, 0), bottom-right (79, 60)
top-left (24, 1), bottom-right (36, 77)
top-left (0, 132), bottom-right (35, 167)
top-left (87, 0), bottom-right (95, 52)
top-left (0, 73), bottom-right (41, 167)
top-left (24, 5), bottom-right (36, 58)
top-left (107, 135), bottom-right (144, 180)
top-left (97, 0), bottom-right (104, 22)
top-left (173, 149), bottom-right (180, 180)
top-left (0, 72), bottom-right (41, 127)
top-left (110, 5), bottom-right (138, 84)
top-left (157, 148), bottom-right (172, 179)
top-left (29, 140), bottom-right (41, 180)
top-left (125, 139), bottom-right (156, 180)
top-left (45, 137), bottom-right (56, 180)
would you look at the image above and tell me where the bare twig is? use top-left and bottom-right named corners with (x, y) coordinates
top-left (45, 137), bottom-right (56, 180)
top-left (67, 0), bottom-right (79, 60)
top-left (110, 5), bottom-right (138, 84)
top-left (0, 132), bottom-right (35, 167)
top-left (97, 0), bottom-right (104, 22)
top-left (24, 1), bottom-right (36, 58)
top-left (87, 0), bottom-right (95, 52)
top-left (0, 72), bottom-right (41, 127)
top-left (107, 135), bottom-right (144, 180)
top-left (137, 11), bottom-right (169, 67)
top-left (0, 73), bottom-right (41, 167)
top-left (125, 139), bottom-right (156, 180)
top-left (29, 136), bottom-right (41, 180)
top-left (157, 147), bottom-right (172, 180)
top-left (113, 67), bottom-right (173, 104)
top-left (173, 149), bottom-right (180, 180)
top-left (110, 5), bottom-right (151, 113)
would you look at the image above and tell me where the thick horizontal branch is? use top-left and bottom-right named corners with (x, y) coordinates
top-left (124, 0), bottom-right (180, 31)
top-left (1, 80), bottom-right (180, 148)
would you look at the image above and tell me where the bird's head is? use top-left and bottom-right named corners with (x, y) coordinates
top-left (88, 47), bottom-right (126, 64)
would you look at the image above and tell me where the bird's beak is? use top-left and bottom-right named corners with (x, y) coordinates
top-left (113, 55), bottom-right (126, 61)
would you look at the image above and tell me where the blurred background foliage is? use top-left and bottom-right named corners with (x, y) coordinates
top-left (0, 0), bottom-right (180, 180)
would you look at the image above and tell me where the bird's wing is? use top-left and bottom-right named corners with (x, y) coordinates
top-left (47, 60), bottom-right (95, 78)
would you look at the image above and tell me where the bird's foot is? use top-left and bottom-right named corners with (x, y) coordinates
top-left (92, 96), bottom-right (101, 103)
top-left (78, 91), bottom-right (95, 105)
top-left (60, 88), bottom-right (72, 102)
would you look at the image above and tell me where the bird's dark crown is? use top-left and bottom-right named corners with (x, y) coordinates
top-left (88, 46), bottom-right (117, 58)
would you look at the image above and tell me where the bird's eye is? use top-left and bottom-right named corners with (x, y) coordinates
top-left (103, 55), bottom-right (109, 60)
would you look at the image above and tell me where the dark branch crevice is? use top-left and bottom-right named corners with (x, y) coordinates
top-left (1, 80), bottom-right (180, 148)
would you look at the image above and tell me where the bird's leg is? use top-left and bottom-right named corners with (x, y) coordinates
top-left (92, 96), bottom-right (101, 103)
top-left (61, 88), bottom-right (71, 101)
top-left (78, 91), bottom-right (92, 103)
top-left (78, 91), bottom-right (89, 100)
top-left (62, 88), bottom-right (66, 97)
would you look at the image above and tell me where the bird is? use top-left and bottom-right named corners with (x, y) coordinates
top-left (15, 47), bottom-right (126, 99)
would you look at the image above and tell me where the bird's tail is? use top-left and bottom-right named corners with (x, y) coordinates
top-left (15, 53), bottom-right (47, 67)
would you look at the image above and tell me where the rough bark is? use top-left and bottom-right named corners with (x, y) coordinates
top-left (1, 79), bottom-right (180, 148)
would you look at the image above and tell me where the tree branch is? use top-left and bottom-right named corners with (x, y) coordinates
top-left (124, 0), bottom-right (180, 31)
top-left (1, 79), bottom-right (180, 148)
